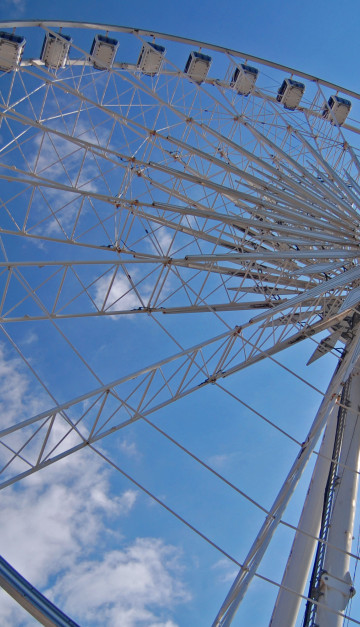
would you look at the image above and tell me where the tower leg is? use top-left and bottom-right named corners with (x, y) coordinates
top-left (269, 406), bottom-right (338, 627)
top-left (314, 367), bottom-right (360, 626)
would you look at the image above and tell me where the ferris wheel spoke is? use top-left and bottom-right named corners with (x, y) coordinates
top-left (11, 64), bottom-right (324, 223)
top-left (0, 261), bottom-right (257, 321)
top-left (160, 133), bottom-right (356, 236)
top-left (244, 122), bottom-right (357, 214)
top-left (131, 178), bottom-right (354, 246)
top-left (0, 248), bottom-right (343, 322)
top-left (145, 161), bottom-right (353, 241)
top-left (292, 127), bottom-right (360, 208)
top-left (249, 264), bottom-right (360, 326)
top-left (1, 75), bottom-right (357, 262)
top-left (0, 304), bottom-right (351, 491)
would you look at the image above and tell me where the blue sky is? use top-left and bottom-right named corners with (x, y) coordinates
top-left (2, 0), bottom-right (360, 89)
top-left (0, 2), bottom-right (359, 627)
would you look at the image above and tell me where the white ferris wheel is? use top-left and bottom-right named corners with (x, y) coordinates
top-left (0, 20), bottom-right (360, 627)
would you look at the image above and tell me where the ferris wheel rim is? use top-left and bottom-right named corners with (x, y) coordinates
top-left (0, 19), bottom-right (358, 102)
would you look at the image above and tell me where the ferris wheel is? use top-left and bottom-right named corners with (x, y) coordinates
top-left (0, 19), bottom-right (360, 627)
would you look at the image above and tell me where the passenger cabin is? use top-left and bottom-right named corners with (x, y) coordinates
top-left (90, 34), bottom-right (119, 70)
top-left (322, 95), bottom-right (351, 126)
top-left (138, 42), bottom-right (165, 76)
top-left (276, 78), bottom-right (305, 110)
top-left (0, 31), bottom-right (25, 72)
top-left (184, 51), bottom-right (211, 83)
top-left (231, 63), bottom-right (258, 96)
top-left (40, 33), bottom-right (72, 69)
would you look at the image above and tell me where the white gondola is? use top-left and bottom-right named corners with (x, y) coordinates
top-left (277, 78), bottom-right (305, 110)
top-left (90, 34), bottom-right (119, 70)
top-left (137, 42), bottom-right (165, 76)
top-left (40, 32), bottom-right (72, 69)
top-left (322, 94), bottom-right (351, 126)
top-left (184, 51), bottom-right (211, 83)
top-left (231, 63), bottom-right (258, 95)
top-left (0, 31), bottom-right (25, 72)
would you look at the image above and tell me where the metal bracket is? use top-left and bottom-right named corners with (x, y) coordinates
top-left (319, 571), bottom-right (355, 611)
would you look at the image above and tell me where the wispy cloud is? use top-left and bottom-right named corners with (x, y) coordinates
top-left (207, 451), bottom-right (240, 470)
top-left (119, 437), bottom-right (140, 458)
top-left (3, 0), bottom-right (26, 15)
top-left (25, 122), bottom-right (109, 238)
top-left (0, 343), bottom-right (43, 430)
top-left (211, 558), bottom-right (238, 583)
top-left (95, 272), bottom-right (141, 312)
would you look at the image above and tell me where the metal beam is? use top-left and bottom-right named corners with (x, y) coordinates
top-left (0, 554), bottom-right (80, 627)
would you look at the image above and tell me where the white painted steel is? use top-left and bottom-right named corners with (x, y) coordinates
top-left (315, 368), bottom-right (360, 626)
top-left (213, 327), bottom-right (360, 626)
top-left (0, 20), bottom-right (360, 627)
top-left (0, 555), bottom-right (80, 627)
top-left (269, 406), bottom-right (338, 626)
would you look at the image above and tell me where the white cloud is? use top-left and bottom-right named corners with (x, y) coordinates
top-left (3, 0), bottom-right (26, 13)
top-left (28, 124), bottom-right (106, 237)
top-left (119, 437), bottom-right (140, 458)
top-left (0, 343), bottom-right (42, 430)
top-left (92, 245), bottom-right (177, 318)
top-left (211, 558), bottom-right (238, 584)
top-left (0, 445), bottom-right (189, 627)
top-left (155, 227), bottom-right (173, 255)
top-left (21, 330), bottom-right (38, 346)
top-left (50, 538), bottom-right (189, 627)
top-left (207, 452), bottom-right (239, 470)
top-left (0, 451), bottom-right (136, 588)
top-left (144, 224), bottom-right (174, 257)
top-left (32, 121), bottom-right (104, 190)
top-left (94, 272), bottom-right (141, 312)
top-left (0, 345), bottom-right (190, 627)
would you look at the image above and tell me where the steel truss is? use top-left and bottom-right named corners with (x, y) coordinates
top-left (0, 20), bottom-right (360, 626)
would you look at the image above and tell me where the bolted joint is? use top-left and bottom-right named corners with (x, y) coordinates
top-left (319, 571), bottom-right (355, 612)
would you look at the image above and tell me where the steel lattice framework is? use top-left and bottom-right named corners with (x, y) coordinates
top-left (1, 20), bottom-right (360, 627)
